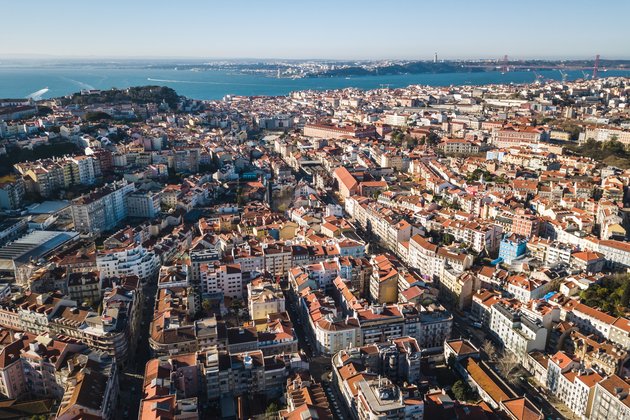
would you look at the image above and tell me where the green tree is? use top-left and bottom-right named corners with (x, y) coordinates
top-left (202, 299), bottom-right (212, 313)
top-left (622, 282), bottom-right (630, 308)
top-left (266, 402), bottom-right (279, 414)
top-left (426, 132), bottom-right (440, 147)
top-left (84, 111), bottom-right (112, 121)
top-left (442, 233), bottom-right (455, 245)
top-left (447, 354), bottom-right (457, 370)
top-left (452, 380), bottom-right (476, 402)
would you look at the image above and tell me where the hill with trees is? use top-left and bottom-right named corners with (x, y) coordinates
top-left (61, 86), bottom-right (180, 108)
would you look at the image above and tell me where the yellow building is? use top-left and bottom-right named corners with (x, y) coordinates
top-left (369, 255), bottom-right (399, 304)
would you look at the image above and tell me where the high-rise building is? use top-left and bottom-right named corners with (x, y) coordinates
top-left (71, 180), bottom-right (136, 233)
top-left (0, 176), bottom-right (25, 210)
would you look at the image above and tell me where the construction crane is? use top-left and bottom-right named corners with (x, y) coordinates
top-left (558, 69), bottom-right (568, 83)
top-left (533, 71), bottom-right (550, 84)
top-left (533, 71), bottom-right (542, 83)
top-left (581, 71), bottom-right (590, 79)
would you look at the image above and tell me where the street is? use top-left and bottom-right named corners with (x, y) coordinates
top-left (116, 274), bottom-right (159, 418)
top-left (283, 284), bottom-right (315, 358)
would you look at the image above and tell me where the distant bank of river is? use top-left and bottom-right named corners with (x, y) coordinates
top-left (1, 65), bottom-right (630, 101)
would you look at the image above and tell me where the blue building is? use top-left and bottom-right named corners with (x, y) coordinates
top-left (498, 234), bottom-right (527, 264)
top-left (486, 150), bottom-right (505, 162)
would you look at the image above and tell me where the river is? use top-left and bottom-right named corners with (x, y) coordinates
top-left (1, 65), bottom-right (629, 100)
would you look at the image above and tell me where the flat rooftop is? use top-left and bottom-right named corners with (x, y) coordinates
top-left (0, 230), bottom-right (79, 271)
top-left (27, 201), bottom-right (71, 215)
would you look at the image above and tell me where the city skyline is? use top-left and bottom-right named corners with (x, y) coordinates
top-left (2, 0), bottom-right (629, 60)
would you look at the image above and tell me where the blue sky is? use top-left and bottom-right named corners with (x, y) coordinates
top-left (3, 0), bottom-right (629, 59)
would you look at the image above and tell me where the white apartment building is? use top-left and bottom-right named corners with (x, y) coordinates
top-left (69, 156), bottom-right (98, 185)
top-left (505, 275), bottom-right (552, 303)
top-left (96, 244), bottom-right (160, 281)
top-left (546, 352), bottom-right (580, 405)
top-left (301, 291), bottom-right (360, 355)
top-left (408, 235), bottom-right (440, 280)
top-left (200, 262), bottom-right (243, 298)
top-left (489, 303), bottom-right (547, 363)
top-left (545, 242), bottom-right (572, 266)
top-left (126, 190), bottom-right (160, 218)
top-left (71, 180), bottom-right (136, 233)
top-left (567, 303), bottom-right (616, 341)
top-left (590, 375), bottom-right (630, 420)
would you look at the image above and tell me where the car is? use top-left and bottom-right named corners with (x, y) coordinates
top-left (472, 322), bottom-right (482, 329)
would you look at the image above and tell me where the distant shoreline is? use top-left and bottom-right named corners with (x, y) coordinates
top-left (2, 65), bottom-right (630, 101)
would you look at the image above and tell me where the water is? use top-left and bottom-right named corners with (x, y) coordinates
top-left (1, 65), bottom-right (629, 101)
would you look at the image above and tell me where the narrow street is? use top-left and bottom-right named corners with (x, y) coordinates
top-left (116, 274), bottom-right (159, 418)
top-left (283, 285), bottom-right (314, 358)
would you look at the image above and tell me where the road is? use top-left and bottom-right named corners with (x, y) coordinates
top-left (280, 262), bottom-right (353, 419)
top-left (322, 372), bottom-right (353, 420)
top-left (116, 274), bottom-right (159, 418)
top-left (283, 284), bottom-right (315, 358)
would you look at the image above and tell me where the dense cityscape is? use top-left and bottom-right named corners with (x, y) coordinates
top-left (0, 71), bottom-right (630, 420)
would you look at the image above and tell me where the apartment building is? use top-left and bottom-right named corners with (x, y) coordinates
top-left (0, 288), bottom-right (140, 366)
top-left (369, 254), bottom-right (399, 304)
top-left (96, 243), bottom-right (160, 282)
top-left (204, 348), bottom-right (289, 402)
top-left (0, 176), bottom-right (25, 210)
top-left (492, 126), bottom-right (547, 148)
top-left (498, 234), bottom-right (528, 264)
top-left (590, 375), bottom-right (630, 420)
top-left (199, 262), bottom-right (243, 298)
top-left (263, 243), bottom-right (292, 276)
top-left (71, 180), bottom-right (136, 233)
top-left (247, 277), bottom-right (285, 321)
top-left (331, 340), bottom-right (424, 420)
top-left (438, 138), bottom-right (479, 154)
top-left (304, 123), bottom-right (376, 140)
top-left (149, 286), bottom-right (218, 357)
top-left (300, 290), bottom-right (360, 355)
top-left (0, 333), bottom-right (86, 400)
top-left (584, 126), bottom-right (630, 146)
top-left (567, 303), bottom-right (617, 341)
top-left (139, 354), bottom-right (201, 420)
top-left (126, 190), bottom-right (161, 218)
top-left (55, 351), bottom-right (118, 420)
top-left (489, 302), bottom-right (547, 363)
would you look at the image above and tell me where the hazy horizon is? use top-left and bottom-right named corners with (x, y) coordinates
top-left (2, 0), bottom-right (629, 60)
top-left (0, 55), bottom-right (626, 63)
